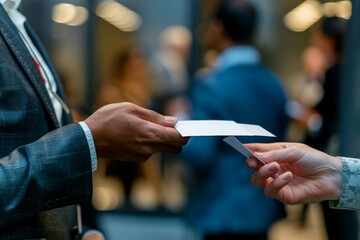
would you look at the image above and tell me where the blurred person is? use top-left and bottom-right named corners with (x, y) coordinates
top-left (298, 17), bottom-right (358, 240)
top-left (150, 25), bottom-right (192, 117)
top-left (296, 46), bottom-right (327, 109)
top-left (0, 1), bottom-right (188, 239)
top-left (180, 1), bottom-right (289, 239)
top-left (246, 142), bottom-right (360, 210)
top-left (149, 26), bottom-right (193, 211)
top-left (98, 46), bottom-right (152, 108)
top-left (284, 46), bottom-right (327, 144)
top-left (304, 17), bottom-right (348, 153)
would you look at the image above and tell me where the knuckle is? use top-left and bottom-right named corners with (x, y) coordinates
top-left (123, 102), bottom-right (137, 112)
top-left (145, 127), bottom-right (161, 142)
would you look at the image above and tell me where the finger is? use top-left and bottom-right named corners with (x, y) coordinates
top-left (251, 162), bottom-right (280, 186)
top-left (142, 138), bottom-right (186, 156)
top-left (247, 157), bottom-right (260, 170)
top-left (133, 106), bottom-right (178, 127)
top-left (259, 162), bottom-right (281, 178)
top-left (162, 116), bottom-right (178, 127)
top-left (145, 112), bottom-right (178, 127)
top-left (251, 172), bottom-right (273, 188)
top-left (264, 171), bottom-right (293, 199)
top-left (256, 146), bottom-right (301, 165)
top-left (149, 124), bottom-right (189, 146)
top-left (251, 162), bottom-right (281, 186)
top-left (245, 143), bottom-right (290, 153)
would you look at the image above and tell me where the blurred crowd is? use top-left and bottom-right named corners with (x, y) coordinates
top-left (59, 0), bottom-right (356, 239)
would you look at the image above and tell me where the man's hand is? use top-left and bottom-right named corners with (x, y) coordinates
top-left (245, 142), bottom-right (342, 204)
top-left (85, 102), bottom-right (188, 163)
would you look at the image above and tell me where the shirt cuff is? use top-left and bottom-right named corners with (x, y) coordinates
top-left (330, 157), bottom-right (360, 210)
top-left (79, 121), bottom-right (98, 172)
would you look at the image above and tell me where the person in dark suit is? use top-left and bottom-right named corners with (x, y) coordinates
top-left (180, 1), bottom-right (288, 239)
top-left (0, 1), bottom-right (187, 239)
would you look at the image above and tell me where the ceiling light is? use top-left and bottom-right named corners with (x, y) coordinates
top-left (337, 0), bottom-right (352, 19)
top-left (284, 0), bottom-right (322, 32)
top-left (52, 3), bottom-right (88, 26)
top-left (96, 0), bottom-right (142, 32)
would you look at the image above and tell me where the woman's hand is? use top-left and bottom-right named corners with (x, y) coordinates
top-left (246, 142), bottom-right (342, 204)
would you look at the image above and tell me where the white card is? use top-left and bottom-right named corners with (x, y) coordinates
top-left (175, 120), bottom-right (275, 137)
top-left (223, 136), bottom-right (266, 165)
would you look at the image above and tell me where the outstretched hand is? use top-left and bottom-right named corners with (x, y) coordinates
top-left (245, 142), bottom-right (342, 204)
top-left (85, 102), bottom-right (188, 163)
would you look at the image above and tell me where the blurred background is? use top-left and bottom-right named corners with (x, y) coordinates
top-left (19, 0), bottom-right (360, 239)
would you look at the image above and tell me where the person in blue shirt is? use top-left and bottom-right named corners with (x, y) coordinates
top-left (180, 0), bottom-right (289, 239)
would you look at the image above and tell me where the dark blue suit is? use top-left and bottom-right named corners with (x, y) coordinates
top-left (0, 5), bottom-right (92, 239)
top-left (181, 47), bottom-right (288, 236)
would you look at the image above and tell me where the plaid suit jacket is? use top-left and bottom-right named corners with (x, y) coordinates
top-left (0, 5), bottom-right (92, 240)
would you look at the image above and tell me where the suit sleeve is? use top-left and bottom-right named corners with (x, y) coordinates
top-left (0, 123), bottom-right (93, 227)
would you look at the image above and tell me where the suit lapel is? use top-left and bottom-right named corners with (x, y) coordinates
top-left (0, 5), bottom-right (60, 127)
top-left (24, 22), bottom-right (73, 125)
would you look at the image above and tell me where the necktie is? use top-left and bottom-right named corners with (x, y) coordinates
top-left (33, 58), bottom-right (46, 84)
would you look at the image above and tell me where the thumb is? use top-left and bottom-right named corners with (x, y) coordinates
top-left (161, 116), bottom-right (178, 127)
top-left (137, 107), bottom-right (178, 127)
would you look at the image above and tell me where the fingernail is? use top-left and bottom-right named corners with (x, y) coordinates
top-left (282, 172), bottom-right (292, 181)
top-left (268, 163), bottom-right (278, 173)
top-left (164, 116), bottom-right (177, 123)
top-left (248, 158), bottom-right (257, 168)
